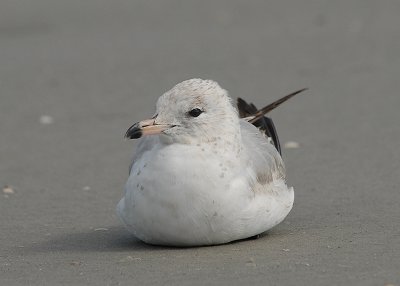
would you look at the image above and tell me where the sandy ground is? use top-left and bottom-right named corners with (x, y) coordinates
top-left (1, 1), bottom-right (399, 285)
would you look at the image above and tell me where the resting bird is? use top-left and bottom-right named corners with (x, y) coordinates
top-left (117, 79), bottom-right (306, 246)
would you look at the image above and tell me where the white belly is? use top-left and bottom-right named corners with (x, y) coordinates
top-left (117, 143), bottom-right (294, 246)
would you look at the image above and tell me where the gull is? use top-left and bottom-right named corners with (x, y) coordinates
top-left (117, 79), bottom-right (306, 246)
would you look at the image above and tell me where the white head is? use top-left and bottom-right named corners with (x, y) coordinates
top-left (125, 79), bottom-right (240, 145)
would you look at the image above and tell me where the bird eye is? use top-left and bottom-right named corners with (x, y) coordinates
top-left (188, 108), bottom-right (203, 117)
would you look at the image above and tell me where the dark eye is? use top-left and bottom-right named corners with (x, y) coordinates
top-left (188, 108), bottom-right (203, 117)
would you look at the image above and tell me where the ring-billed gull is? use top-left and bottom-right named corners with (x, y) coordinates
top-left (117, 79), bottom-right (306, 246)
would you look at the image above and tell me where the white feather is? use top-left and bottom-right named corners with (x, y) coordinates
top-left (117, 79), bottom-right (294, 246)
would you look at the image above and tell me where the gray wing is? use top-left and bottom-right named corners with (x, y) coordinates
top-left (128, 136), bottom-right (160, 174)
top-left (240, 120), bottom-right (286, 185)
top-left (237, 98), bottom-right (281, 155)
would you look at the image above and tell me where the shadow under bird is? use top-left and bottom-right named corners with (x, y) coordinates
top-left (118, 79), bottom-right (306, 246)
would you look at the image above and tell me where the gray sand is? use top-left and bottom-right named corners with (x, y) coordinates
top-left (1, 1), bottom-right (399, 285)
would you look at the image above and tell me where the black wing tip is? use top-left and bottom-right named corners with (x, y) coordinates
top-left (237, 87), bottom-right (308, 154)
top-left (292, 87), bottom-right (308, 96)
top-left (237, 97), bottom-right (258, 118)
top-left (263, 116), bottom-right (281, 155)
top-left (237, 97), bottom-right (246, 105)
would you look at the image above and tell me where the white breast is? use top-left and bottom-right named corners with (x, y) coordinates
top-left (117, 125), bottom-right (294, 246)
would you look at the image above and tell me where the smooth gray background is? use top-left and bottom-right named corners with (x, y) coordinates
top-left (1, 1), bottom-right (399, 285)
